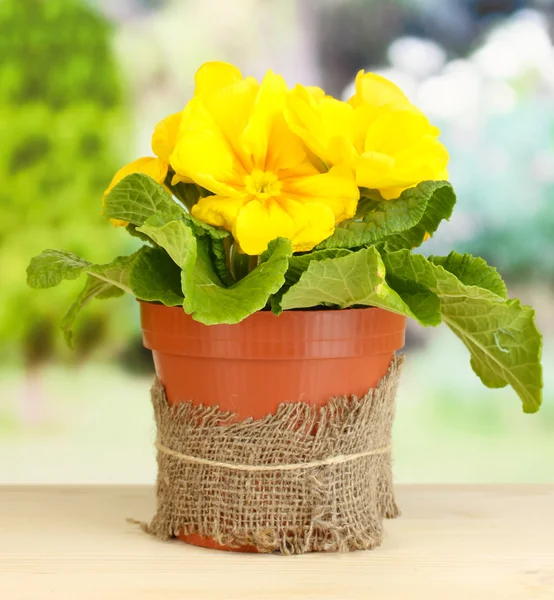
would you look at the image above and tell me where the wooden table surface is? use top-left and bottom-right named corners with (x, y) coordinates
top-left (1, 485), bottom-right (553, 600)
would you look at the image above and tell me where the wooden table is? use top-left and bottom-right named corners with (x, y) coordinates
top-left (1, 485), bottom-right (553, 600)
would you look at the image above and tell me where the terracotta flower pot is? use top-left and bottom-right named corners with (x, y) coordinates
top-left (140, 301), bottom-right (406, 552)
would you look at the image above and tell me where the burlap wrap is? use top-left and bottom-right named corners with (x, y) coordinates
top-left (143, 355), bottom-right (404, 554)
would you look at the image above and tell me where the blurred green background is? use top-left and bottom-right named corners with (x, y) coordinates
top-left (0, 0), bottom-right (552, 483)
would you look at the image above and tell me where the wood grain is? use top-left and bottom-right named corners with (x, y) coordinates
top-left (1, 485), bottom-right (553, 600)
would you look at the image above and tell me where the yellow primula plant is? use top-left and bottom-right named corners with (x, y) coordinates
top-left (27, 62), bottom-right (543, 412)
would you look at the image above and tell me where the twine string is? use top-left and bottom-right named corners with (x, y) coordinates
top-left (155, 440), bottom-right (391, 472)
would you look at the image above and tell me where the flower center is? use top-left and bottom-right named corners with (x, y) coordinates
top-left (244, 169), bottom-right (282, 199)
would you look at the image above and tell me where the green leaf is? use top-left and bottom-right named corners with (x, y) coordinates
top-left (60, 246), bottom-right (184, 347)
top-left (280, 246), bottom-right (417, 321)
top-left (125, 223), bottom-right (155, 244)
top-left (128, 246), bottom-right (184, 307)
top-left (186, 214), bottom-right (229, 240)
top-left (182, 236), bottom-right (293, 325)
top-left (52, 252), bottom-right (139, 348)
top-left (87, 254), bottom-right (136, 294)
top-left (270, 248), bottom-right (352, 315)
top-left (61, 276), bottom-right (124, 349)
top-left (138, 215), bottom-right (191, 268)
top-left (382, 250), bottom-right (543, 412)
top-left (27, 249), bottom-right (136, 293)
top-left (285, 249), bottom-right (353, 287)
top-left (102, 173), bottom-right (178, 226)
top-left (383, 181), bottom-right (456, 251)
top-left (385, 275), bottom-right (442, 327)
top-left (210, 237), bottom-right (235, 287)
top-left (27, 249), bottom-right (147, 348)
top-left (429, 252), bottom-right (508, 299)
top-left (103, 174), bottom-right (229, 239)
top-left (159, 205), bottom-right (229, 240)
top-left (137, 211), bottom-right (231, 289)
top-left (27, 250), bottom-right (91, 288)
top-left (316, 181), bottom-right (454, 250)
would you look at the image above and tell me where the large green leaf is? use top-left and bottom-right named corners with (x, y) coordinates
top-left (128, 246), bottom-right (184, 307)
top-left (61, 276), bottom-right (124, 349)
top-left (86, 254), bottom-right (136, 293)
top-left (102, 173), bottom-right (177, 226)
top-left (270, 248), bottom-right (352, 315)
top-left (316, 181), bottom-right (454, 250)
top-left (103, 174), bottom-right (228, 240)
top-left (382, 181), bottom-right (456, 251)
top-left (385, 275), bottom-right (442, 327)
top-left (27, 247), bottom-right (184, 346)
top-left (40, 252), bottom-right (139, 347)
top-left (138, 211), bottom-right (233, 286)
top-left (27, 250), bottom-right (91, 288)
top-left (183, 211), bottom-right (229, 240)
top-left (27, 249), bottom-right (135, 293)
top-left (429, 252), bottom-right (507, 299)
top-left (182, 236), bottom-right (293, 325)
top-left (382, 250), bottom-right (543, 412)
top-left (284, 249), bottom-right (353, 287)
top-left (138, 215), bottom-right (191, 268)
top-left (280, 246), bottom-right (417, 321)
top-left (125, 223), bottom-right (156, 244)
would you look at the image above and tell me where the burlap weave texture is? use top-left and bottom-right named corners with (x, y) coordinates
top-left (144, 355), bottom-right (404, 554)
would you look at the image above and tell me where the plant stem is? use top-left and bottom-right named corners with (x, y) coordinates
top-left (232, 245), bottom-right (250, 281)
top-left (248, 255), bottom-right (259, 273)
top-left (165, 171), bottom-right (196, 212)
top-left (224, 236), bottom-right (235, 283)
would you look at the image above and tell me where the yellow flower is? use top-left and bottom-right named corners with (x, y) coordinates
top-left (347, 70), bottom-right (411, 109)
top-left (102, 111), bottom-right (182, 226)
top-left (285, 70), bottom-right (449, 200)
top-left (171, 62), bottom-right (359, 255)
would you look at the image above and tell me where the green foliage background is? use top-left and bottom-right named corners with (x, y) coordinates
top-left (0, 0), bottom-right (135, 363)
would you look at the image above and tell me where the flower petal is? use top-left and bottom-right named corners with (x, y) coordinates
top-left (266, 111), bottom-right (310, 173)
top-left (360, 134), bottom-right (449, 194)
top-left (352, 101), bottom-right (449, 195)
top-left (201, 78), bottom-right (259, 159)
top-left (355, 152), bottom-right (397, 190)
top-left (281, 165), bottom-right (359, 223)
top-left (191, 194), bottom-right (248, 230)
top-left (233, 199), bottom-right (294, 255)
top-left (104, 157), bottom-right (168, 193)
top-left (171, 96), bottom-right (252, 197)
top-left (348, 71), bottom-right (410, 109)
top-left (327, 135), bottom-right (359, 166)
top-left (194, 61), bottom-right (243, 96)
top-left (171, 173), bottom-right (194, 185)
top-left (393, 136), bottom-right (450, 173)
top-left (364, 106), bottom-right (437, 155)
top-left (285, 85), bottom-right (354, 167)
top-left (103, 157), bottom-right (168, 227)
top-left (151, 111), bottom-right (182, 163)
top-left (240, 70), bottom-right (308, 173)
top-left (281, 199), bottom-right (336, 252)
top-left (306, 86), bottom-right (326, 100)
top-left (172, 78), bottom-right (259, 194)
top-left (234, 197), bottom-right (335, 255)
top-left (380, 186), bottom-right (412, 200)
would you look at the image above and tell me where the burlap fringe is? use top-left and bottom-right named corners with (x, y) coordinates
top-left (141, 355), bottom-right (404, 554)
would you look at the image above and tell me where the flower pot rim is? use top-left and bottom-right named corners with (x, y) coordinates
top-left (140, 300), bottom-right (406, 360)
top-left (138, 299), bottom-right (386, 315)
